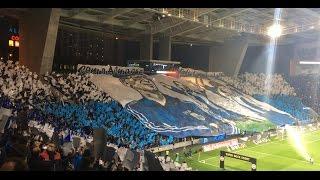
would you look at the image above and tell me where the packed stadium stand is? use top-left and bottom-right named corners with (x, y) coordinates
top-left (1, 8), bottom-right (320, 172)
top-left (1, 58), bottom-right (319, 171)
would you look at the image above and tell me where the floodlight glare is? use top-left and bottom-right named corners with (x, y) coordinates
top-left (285, 125), bottom-right (311, 161)
top-left (299, 61), bottom-right (320, 65)
top-left (267, 24), bottom-right (283, 38)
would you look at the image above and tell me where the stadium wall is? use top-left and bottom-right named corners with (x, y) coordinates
top-left (54, 27), bottom-right (210, 72)
top-left (208, 38), bottom-right (248, 76)
top-left (239, 44), bottom-right (294, 76)
top-left (293, 41), bottom-right (320, 61)
top-left (53, 26), bottom-right (141, 69)
top-left (20, 8), bottom-right (61, 74)
top-left (171, 44), bottom-right (209, 72)
top-left (289, 40), bottom-right (320, 76)
top-left (153, 43), bottom-right (210, 72)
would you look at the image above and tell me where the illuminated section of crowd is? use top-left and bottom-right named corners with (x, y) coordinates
top-left (0, 61), bottom-right (318, 171)
top-left (0, 60), bottom-right (176, 171)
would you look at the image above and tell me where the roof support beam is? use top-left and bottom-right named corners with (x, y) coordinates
top-left (294, 8), bottom-right (320, 18)
top-left (148, 8), bottom-right (221, 34)
top-left (185, 33), bottom-right (225, 42)
top-left (163, 19), bottom-right (209, 37)
top-left (90, 8), bottom-right (135, 19)
top-left (94, 8), bottom-right (135, 22)
top-left (249, 8), bottom-right (303, 28)
top-left (104, 8), bottom-right (134, 20)
top-left (210, 8), bottom-right (250, 22)
top-left (124, 11), bottom-right (154, 26)
top-left (199, 8), bottom-right (220, 16)
top-left (68, 8), bottom-right (89, 18)
top-left (196, 29), bottom-right (223, 39)
top-left (59, 22), bottom-right (140, 41)
top-left (151, 18), bottom-right (186, 34)
top-left (171, 8), bottom-right (250, 37)
top-left (60, 9), bottom-right (146, 30)
top-left (86, 8), bottom-right (110, 15)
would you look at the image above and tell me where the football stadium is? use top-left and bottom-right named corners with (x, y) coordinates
top-left (0, 8), bottom-right (320, 172)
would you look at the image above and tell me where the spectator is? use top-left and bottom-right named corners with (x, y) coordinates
top-left (78, 149), bottom-right (93, 171)
top-left (39, 145), bottom-right (49, 161)
top-left (39, 145), bottom-right (53, 171)
top-left (28, 145), bottom-right (41, 171)
top-left (0, 157), bottom-right (28, 171)
top-left (73, 149), bottom-right (83, 171)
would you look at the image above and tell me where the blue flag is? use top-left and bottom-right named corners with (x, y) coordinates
top-left (64, 131), bottom-right (72, 142)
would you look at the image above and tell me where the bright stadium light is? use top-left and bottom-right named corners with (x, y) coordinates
top-left (156, 71), bottom-right (177, 74)
top-left (267, 24), bottom-right (283, 38)
top-left (285, 125), bottom-right (311, 161)
top-left (299, 61), bottom-right (320, 65)
top-left (264, 8), bottom-right (282, 98)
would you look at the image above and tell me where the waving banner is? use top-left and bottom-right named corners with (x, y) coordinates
top-left (89, 72), bottom-right (309, 138)
top-left (77, 64), bottom-right (144, 77)
top-left (179, 68), bottom-right (223, 78)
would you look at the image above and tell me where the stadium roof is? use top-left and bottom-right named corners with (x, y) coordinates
top-left (1, 8), bottom-right (320, 45)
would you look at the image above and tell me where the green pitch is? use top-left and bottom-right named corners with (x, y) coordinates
top-left (176, 129), bottom-right (320, 171)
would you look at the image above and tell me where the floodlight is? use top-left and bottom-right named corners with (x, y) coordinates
top-left (299, 61), bottom-right (320, 65)
top-left (267, 24), bottom-right (283, 38)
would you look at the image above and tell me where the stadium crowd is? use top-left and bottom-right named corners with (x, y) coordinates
top-left (0, 123), bottom-right (141, 171)
top-left (0, 60), bottom-right (179, 171)
top-left (213, 72), bottom-right (317, 122)
top-left (216, 72), bottom-right (296, 96)
top-left (43, 72), bottom-right (112, 103)
top-left (254, 94), bottom-right (317, 123)
top-left (0, 60), bottom-right (175, 149)
top-left (288, 75), bottom-right (320, 113)
top-left (0, 61), bottom-right (319, 171)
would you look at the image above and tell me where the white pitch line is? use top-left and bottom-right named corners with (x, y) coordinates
top-left (200, 137), bottom-right (320, 169)
top-left (199, 139), bottom-right (281, 162)
top-left (245, 149), bottom-right (320, 166)
top-left (199, 130), bottom-right (320, 162)
top-left (199, 160), bottom-right (222, 169)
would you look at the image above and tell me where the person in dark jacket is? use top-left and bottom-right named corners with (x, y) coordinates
top-left (0, 131), bottom-right (9, 166)
top-left (51, 130), bottom-right (60, 148)
top-left (0, 157), bottom-right (28, 171)
top-left (16, 107), bottom-right (28, 134)
top-left (78, 149), bottom-right (93, 171)
top-left (29, 147), bottom-right (41, 170)
top-left (73, 150), bottom-right (82, 171)
top-left (53, 148), bottom-right (63, 171)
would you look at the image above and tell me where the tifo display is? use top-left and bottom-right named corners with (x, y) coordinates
top-left (0, 60), bottom-right (319, 171)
